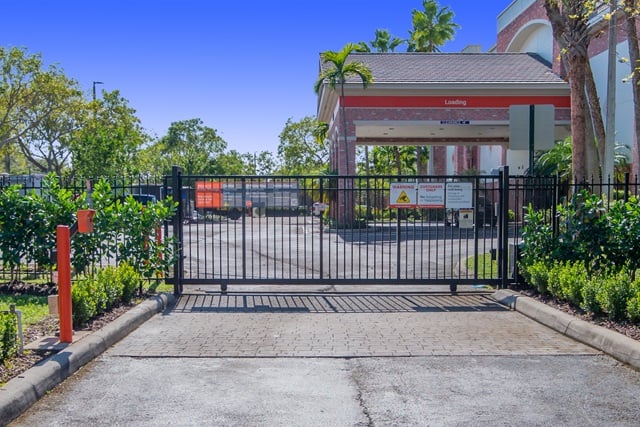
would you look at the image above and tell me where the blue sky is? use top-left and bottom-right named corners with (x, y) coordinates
top-left (2, 1), bottom-right (508, 155)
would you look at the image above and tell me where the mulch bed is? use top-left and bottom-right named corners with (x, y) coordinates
top-left (0, 301), bottom-right (136, 386)
top-left (520, 288), bottom-right (640, 342)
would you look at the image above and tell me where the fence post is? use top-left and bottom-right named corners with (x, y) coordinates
top-left (171, 166), bottom-right (184, 296)
top-left (500, 166), bottom-right (510, 290)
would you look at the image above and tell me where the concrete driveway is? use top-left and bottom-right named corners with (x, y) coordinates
top-left (9, 288), bottom-right (640, 426)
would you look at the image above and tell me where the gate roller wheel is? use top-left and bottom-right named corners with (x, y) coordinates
top-left (449, 284), bottom-right (457, 294)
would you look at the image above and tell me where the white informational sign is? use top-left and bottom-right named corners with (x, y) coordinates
top-left (458, 208), bottom-right (474, 229)
top-left (445, 182), bottom-right (473, 209)
top-left (417, 183), bottom-right (445, 208)
top-left (389, 182), bottom-right (417, 208)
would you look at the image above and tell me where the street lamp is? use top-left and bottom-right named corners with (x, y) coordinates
top-left (92, 81), bottom-right (104, 101)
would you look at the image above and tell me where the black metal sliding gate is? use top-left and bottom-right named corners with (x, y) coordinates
top-left (167, 168), bottom-right (517, 293)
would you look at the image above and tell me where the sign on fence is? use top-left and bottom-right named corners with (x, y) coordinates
top-left (445, 182), bottom-right (473, 209)
top-left (389, 183), bottom-right (417, 208)
top-left (417, 183), bottom-right (445, 208)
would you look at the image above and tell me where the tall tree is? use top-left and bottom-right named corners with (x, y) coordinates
top-left (543, 0), bottom-right (595, 181)
top-left (17, 72), bottom-right (85, 175)
top-left (314, 43), bottom-right (373, 175)
top-left (407, 0), bottom-right (460, 53)
top-left (357, 29), bottom-right (405, 53)
top-left (158, 118), bottom-right (226, 176)
top-left (408, 0), bottom-right (459, 175)
top-left (0, 47), bottom-right (74, 172)
top-left (277, 116), bottom-right (329, 174)
top-left (70, 90), bottom-right (148, 177)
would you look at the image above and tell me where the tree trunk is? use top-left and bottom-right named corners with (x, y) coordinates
top-left (569, 54), bottom-right (588, 181)
top-left (393, 146), bottom-right (402, 175)
top-left (624, 0), bottom-right (640, 178)
top-left (584, 60), bottom-right (606, 181)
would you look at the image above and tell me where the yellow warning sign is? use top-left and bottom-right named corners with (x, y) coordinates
top-left (396, 191), bottom-right (410, 204)
top-left (389, 183), bottom-right (417, 208)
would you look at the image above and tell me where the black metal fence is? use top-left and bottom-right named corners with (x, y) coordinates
top-left (167, 169), bottom-right (507, 293)
top-left (0, 174), bottom-right (168, 282)
top-left (2, 170), bottom-right (638, 290)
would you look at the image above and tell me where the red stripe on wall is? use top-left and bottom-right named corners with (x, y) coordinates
top-left (343, 95), bottom-right (571, 109)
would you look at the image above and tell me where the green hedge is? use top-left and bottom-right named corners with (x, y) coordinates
top-left (0, 311), bottom-right (18, 364)
top-left (71, 263), bottom-right (142, 328)
top-left (520, 191), bottom-right (640, 323)
top-left (0, 174), bottom-right (178, 279)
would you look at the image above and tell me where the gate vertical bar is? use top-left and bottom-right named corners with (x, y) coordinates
top-left (396, 209), bottom-right (401, 280)
top-left (473, 176), bottom-right (480, 280)
top-left (172, 166), bottom-right (184, 295)
top-left (499, 166), bottom-right (510, 289)
top-left (241, 177), bottom-right (247, 280)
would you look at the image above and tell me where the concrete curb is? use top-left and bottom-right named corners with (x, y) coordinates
top-left (492, 289), bottom-right (640, 371)
top-left (0, 293), bottom-right (176, 426)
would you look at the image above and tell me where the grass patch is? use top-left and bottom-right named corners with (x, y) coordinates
top-left (0, 294), bottom-right (50, 326)
top-left (145, 281), bottom-right (173, 294)
top-left (466, 253), bottom-right (499, 280)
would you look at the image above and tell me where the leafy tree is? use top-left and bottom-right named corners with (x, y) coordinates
top-left (70, 90), bottom-right (147, 177)
top-left (17, 73), bottom-right (85, 175)
top-left (314, 43), bottom-right (373, 175)
top-left (277, 116), bottom-right (329, 174)
top-left (249, 151), bottom-right (276, 175)
top-left (543, 0), bottom-right (602, 181)
top-left (211, 150), bottom-right (248, 175)
top-left (158, 118), bottom-right (226, 175)
top-left (0, 47), bottom-right (76, 173)
top-left (407, 0), bottom-right (460, 53)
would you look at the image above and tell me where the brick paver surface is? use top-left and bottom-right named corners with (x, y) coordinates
top-left (109, 292), bottom-right (598, 358)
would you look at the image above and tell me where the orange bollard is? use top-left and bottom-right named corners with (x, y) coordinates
top-left (56, 225), bottom-right (73, 343)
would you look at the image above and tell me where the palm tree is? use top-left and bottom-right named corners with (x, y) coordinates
top-left (371, 29), bottom-right (405, 53)
top-left (314, 43), bottom-right (373, 175)
top-left (407, 0), bottom-right (459, 175)
top-left (408, 0), bottom-right (460, 53)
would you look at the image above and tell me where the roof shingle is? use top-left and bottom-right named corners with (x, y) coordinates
top-left (321, 52), bottom-right (564, 85)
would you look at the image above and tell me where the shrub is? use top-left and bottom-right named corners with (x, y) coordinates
top-left (519, 205), bottom-right (554, 273)
top-left (117, 263), bottom-right (142, 304)
top-left (596, 268), bottom-right (635, 321)
top-left (523, 260), bottom-right (550, 294)
top-left (546, 261), bottom-right (563, 300)
top-left (581, 276), bottom-right (602, 315)
top-left (0, 312), bottom-right (18, 363)
top-left (627, 277), bottom-right (640, 323)
top-left (72, 279), bottom-right (98, 328)
top-left (96, 267), bottom-right (123, 310)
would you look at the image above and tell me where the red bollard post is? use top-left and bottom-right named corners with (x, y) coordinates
top-left (56, 225), bottom-right (73, 343)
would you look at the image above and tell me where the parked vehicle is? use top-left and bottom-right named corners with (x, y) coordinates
top-left (193, 181), bottom-right (299, 220)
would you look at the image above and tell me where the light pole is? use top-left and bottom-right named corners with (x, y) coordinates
top-left (92, 81), bottom-right (104, 101)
